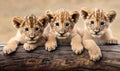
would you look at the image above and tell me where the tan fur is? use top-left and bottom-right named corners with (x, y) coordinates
top-left (45, 9), bottom-right (83, 54)
top-left (80, 7), bottom-right (118, 61)
top-left (3, 14), bottom-right (49, 54)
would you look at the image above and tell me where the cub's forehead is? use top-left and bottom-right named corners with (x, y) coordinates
top-left (23, 14), bottom-right (39, 27)
top-left (54, 9), bottom-right (70, 21)
top-left (89, 8), bottom-right (107, 21)
top-left (25, 15), bottom-right (37, 24)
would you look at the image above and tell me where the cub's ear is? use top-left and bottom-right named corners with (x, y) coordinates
top-left (80, 7), bottom-right (91, 20)
top-left (45, 10), bottom-right (54, 22)
top-left (70, 11), bottom-right (80, 23)
top-left (106, 10), bottom-right (116, 23)
top-left (38, 16), bottom-right (49, 28)
top-left (13, 17), bottom-right (24, 28)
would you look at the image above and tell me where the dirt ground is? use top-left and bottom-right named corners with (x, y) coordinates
top-left (0, 0), bottom-right (120, 42)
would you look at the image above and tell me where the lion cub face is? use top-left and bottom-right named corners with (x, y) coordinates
top-left (80, 8), bottom-right (116, 37)
top-left (46, 9), bottom-right (79, 39)
top-left (13, 14), bottom-right (48, 43)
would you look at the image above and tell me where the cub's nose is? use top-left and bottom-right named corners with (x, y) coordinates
top-left (30, 37), bottom-right (35, 40)
top-left (60, 33), bottom-right (65, 36)
top-left (30, 34), bottom-right (35, 40)
top-left (94, 30), bottom-right (100, 35)
top-left (95, 31), bottom-right (99, 35)
top-left (59, 32), bottom-right (65, 36)
top-left (94, 29), bottom-right (100, 34)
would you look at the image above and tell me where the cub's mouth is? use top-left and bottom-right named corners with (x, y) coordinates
top-left (27, 40), bottom-right (37, 43)
top-left (57, 34), bottom-right (67, 39)
top-left (57, 36), bottom-right (67, 39)
top-left (89, 30), bottom-right (103, 37)
top-left (26, 37), bottom-right (37, 43)
top-left (91, 32), bottom-right (102, 37)
top-left (26, 36), bottom-right (40, 43)
top-left (55, 32), bottom-right (70, 39)
top-left (91, 33), bottom-right (101, 35)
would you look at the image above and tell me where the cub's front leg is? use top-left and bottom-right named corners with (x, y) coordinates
top-left (104, 32), bottom-right (118, 45)
top-left (71, 34), bottom-right (84, 54)
top-left (45, 33), bottom-right (57, 51)
top-left (83, 39), bottom-right (102, 61)
top-left (106, 38), bottom-right (118, 45)
top-left (3, 37), bottom-right (19, 54)
top-left (23, 42), bottom-right (39, 51)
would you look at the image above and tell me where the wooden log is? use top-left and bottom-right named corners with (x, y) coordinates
top-left (0, 43), bottom-right (120, 71)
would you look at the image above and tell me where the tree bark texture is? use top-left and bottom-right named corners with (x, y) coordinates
top-left (0, 44), bottom-right (120, 71)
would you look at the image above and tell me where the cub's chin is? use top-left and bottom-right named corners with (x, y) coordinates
top-left (27, 40), bottom-right (37, 44)
top-left (57, 36), bottom-right (67, 39)
top-left (91, 34), bottom-right (102, 38)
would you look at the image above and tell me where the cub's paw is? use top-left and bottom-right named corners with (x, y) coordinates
top-left (106, 38), bottom-right (118, 45)
top-left (23, 43), bottom-right (36, 51)
top-left (45, 41), bottom-right (57, 51)
top-left (89, 46), bottom-right (102, 61)
top-left (71, 43), bottom-right (84, 54)
top-left (3, 44), bottom-right (17, 54)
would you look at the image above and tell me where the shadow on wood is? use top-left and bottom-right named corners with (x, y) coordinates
top-left (0, 44), bottom-right (120, 71)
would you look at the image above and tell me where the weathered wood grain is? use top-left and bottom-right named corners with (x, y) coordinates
top-left (0, 44), bottom-right (120, 71)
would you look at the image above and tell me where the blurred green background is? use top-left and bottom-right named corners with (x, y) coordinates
top-left (0, 0), bottom-right (120, 42)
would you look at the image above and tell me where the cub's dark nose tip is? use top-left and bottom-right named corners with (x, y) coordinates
top-left (60, 33), bottom-right (64, 36)
top-left (59, 32), bottom-right (65, 36)
top-left (95, 31), bottom-right (99, 35)
top-left (59, 32), bottom-right (66, 36)
top-left (30, 37), bottom-right (35, 40)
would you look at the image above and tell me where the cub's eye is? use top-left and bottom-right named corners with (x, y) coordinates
top-left (25, 27), bottom-right (29, 31)
top-left (35, 27), bottom-right (39, 31)
top-left (100, 21), bottom-right (105, 25)
top-left (65, 23), bottom-right (70, 27)
top-left (55, 22), bottom-right (59, 26)
top-left (90, 20), bottom-right (94, 25)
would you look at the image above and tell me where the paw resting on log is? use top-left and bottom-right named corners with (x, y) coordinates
top-left (0, 44), bottom-right (120, 71)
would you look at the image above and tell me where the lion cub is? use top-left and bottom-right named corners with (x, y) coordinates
top-left (45, 9), bottom-right (83, 54)
top-left (80, 7), bottom-right (118, 61)
top-left (3, 14), bottom-right (49, 54)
